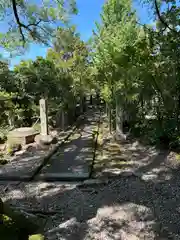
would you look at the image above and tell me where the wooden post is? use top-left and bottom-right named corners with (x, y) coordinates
top-left (39, 99), bottom-right (48, 136)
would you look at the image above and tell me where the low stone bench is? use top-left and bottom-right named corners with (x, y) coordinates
top-left (7, 127), bottom-right (39, 146)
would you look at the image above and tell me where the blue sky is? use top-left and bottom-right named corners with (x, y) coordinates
top-left (9, 0), bottom-right (152, 67)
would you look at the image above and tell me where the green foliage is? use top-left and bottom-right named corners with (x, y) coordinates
top-left (0, 126), bottom-right (9, 142)
top-left (1, 0), bottom-right (180, 149)
top-left (91, 0), bottom-right (180, 147)
top-left (32, 123), bottom-right (41, 132)
top-left (47, 26), bottom-right (91, 103)
top-left (0, 25), bottom-right (91, 132)
top-left (0, 0), bottom-right (78, 54)
top-left (0, 153), bottom-right (8, 165)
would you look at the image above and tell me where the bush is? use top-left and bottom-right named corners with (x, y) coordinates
top-left (131, 116), bottom-right (180, 148)
top-left (0, 127), bottom-right (10, 143)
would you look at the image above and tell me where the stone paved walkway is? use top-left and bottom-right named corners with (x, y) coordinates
top-left (36, 111), bottom-right (100, 180)
top-left (0, 110), bottom-right (100, 181)
top-left (0, 130), bottom-right (72, 181)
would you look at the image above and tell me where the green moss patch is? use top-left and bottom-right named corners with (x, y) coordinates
top-left (0, 214), bottom-right (43, 240)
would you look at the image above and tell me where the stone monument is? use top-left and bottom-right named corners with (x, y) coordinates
top-left (35, 99), bottom-right (55, 145)
top-left (40, 98), bottom-right (48, 136)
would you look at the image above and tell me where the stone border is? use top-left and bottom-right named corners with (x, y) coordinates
top-left (35, 172), bottom-right (90, 182)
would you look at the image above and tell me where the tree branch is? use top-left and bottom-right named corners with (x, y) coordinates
top-left (11, 0), bottom-right (46, 44)
top-left (11, 0), bottom-right (61, 47)
top-left (154, 0), bottom-right (177, 34)
top-left (11, 0), bottom-right (25, 43)
top-left (27, 20), bottom-right (42, 28)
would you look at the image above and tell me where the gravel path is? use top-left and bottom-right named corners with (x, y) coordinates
top-left (1, 168), bottom-right (180, 240)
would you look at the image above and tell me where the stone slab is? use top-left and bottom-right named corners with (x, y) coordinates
top-left (0, 155), bottom-right (45, 181)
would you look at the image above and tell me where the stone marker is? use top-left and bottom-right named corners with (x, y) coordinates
top-left (40, 98), bottom-right (48, 136)
top-left (36, 99), bottom-right (55, 145)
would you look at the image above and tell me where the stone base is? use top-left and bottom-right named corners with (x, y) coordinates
top-left (35, 134), bottom-right (57, 146)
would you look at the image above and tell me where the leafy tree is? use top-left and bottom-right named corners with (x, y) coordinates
top-left (92, 0), bottom-right (139, 135)
top-left (47, 27), bottom-right (90, 112)
top-left (92, 0), bottom-right (180, 147)
top-left (14, 56), bottom-right (74, 121)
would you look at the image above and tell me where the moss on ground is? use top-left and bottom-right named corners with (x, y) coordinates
top-left (0, 214), bottom-right (22, 240)
top-left (0, 214), bottom-right (44, 240)
top-left (29, 234), bottom-right (45, 240)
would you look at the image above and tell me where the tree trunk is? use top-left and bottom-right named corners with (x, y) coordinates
top-left (107, 104), bottom-right (112, 133)
top-left (90, 95), bottom-right (93, 105)
top-left (106, 102), bottom-right (108, 117)
top-left (80, 96), bottom-right (84, 114)
top-left (61, 111), bottom-right (65, 130)
top-left (115, 95), bottom-right (125, 141)
top-left (8, 111), bottom-right (15, 127)
top-left (83, 96), bottom-right (86, 112)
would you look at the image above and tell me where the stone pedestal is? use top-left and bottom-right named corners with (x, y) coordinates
top-left (35, 134), bottom-right (56, 146)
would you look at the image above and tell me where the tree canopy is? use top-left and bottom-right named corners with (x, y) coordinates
top-left (0, 0), bottom-right (77, 53)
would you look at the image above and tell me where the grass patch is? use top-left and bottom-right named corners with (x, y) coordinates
top-left (175, 154), bottom-right (180, 161)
